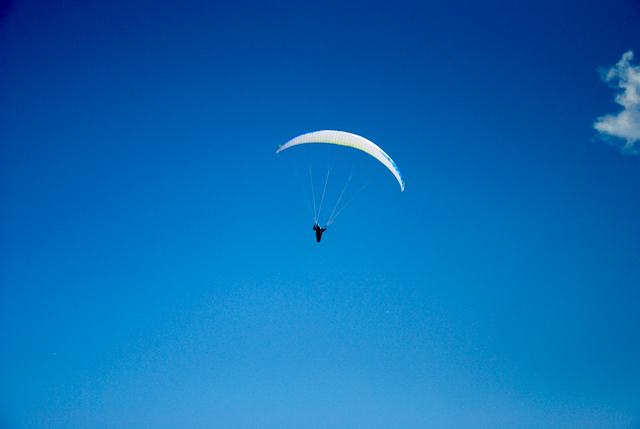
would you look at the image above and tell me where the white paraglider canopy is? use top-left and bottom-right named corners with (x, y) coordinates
top-left (277, 130), bottom-right (404, 192)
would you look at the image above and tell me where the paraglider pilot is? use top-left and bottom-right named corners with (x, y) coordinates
top-left (313, 224), bottom-right (326, 242)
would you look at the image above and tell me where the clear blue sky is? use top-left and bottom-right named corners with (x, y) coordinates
top-left (1, 0), bottom-right (640, 427)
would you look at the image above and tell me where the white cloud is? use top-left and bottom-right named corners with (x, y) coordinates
top-left (594, 50), bottom-right (640, 154)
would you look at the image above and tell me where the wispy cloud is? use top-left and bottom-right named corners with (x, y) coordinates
top-left (594, 50), bottom-right (640, 154)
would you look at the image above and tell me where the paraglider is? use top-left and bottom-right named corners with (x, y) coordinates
top-left (278, 130), bottom-right (404, 242)
top-left (313, 224), bottom-right (326, 242)
top-left (277, 130), bottom-right (404, 191)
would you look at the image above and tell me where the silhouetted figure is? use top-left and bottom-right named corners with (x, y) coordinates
top-left (313, 224), bottom-right (326, 242)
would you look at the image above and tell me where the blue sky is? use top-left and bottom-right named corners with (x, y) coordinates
top-left (1, 0), bottom-right (640, 427)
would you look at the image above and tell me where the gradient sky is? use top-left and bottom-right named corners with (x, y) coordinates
top-left (1, 0), bottom-right (640, 428)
